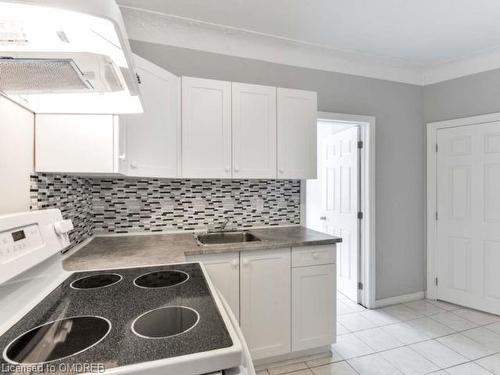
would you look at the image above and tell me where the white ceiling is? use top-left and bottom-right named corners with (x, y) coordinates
top-left (118, 0), bottom-right (500, 84)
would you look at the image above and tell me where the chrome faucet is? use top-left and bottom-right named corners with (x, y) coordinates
top-left (209, 218), bottom-right (230, 233)
top-left (219, 218), bottom-right (230, 232)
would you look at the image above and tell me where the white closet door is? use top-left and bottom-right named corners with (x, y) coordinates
top-left (181, 77), bottom-right (232, 178)
top-left (277, 88), bottom-right (317, 179)
top-left (232, 83), bottom-right (276, 179)
top-left (120, 55), bottom-right (181, 178)
top-left (437, 122), bottom-right (500, 314)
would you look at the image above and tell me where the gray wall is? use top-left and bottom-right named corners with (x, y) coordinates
top-left (424, 68), bottom-right (500, 123)
top-left (131, 41), bottom-right (426, 301)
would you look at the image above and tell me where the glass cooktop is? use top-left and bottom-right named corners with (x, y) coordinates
top-left (0, 263), bottom-right (234, 374)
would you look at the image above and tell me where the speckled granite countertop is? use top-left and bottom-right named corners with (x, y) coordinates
top-left (64, 226), bottom-right (341, 271)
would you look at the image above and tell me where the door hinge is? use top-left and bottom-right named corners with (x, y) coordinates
top-left (358, 141), bottom-right (364, 149)
top-left (435, 143), bottom-right (439, 152)
top-left (357, 212), bottom-right (363, 219)
top-left (136, 73), bottom-right (142, 84)
top-left (435, 211), bottom-right (438, 220)
top-left (435, 277), bottom-right (439, 286)
top-left (358, 282), bottom-right (363, 290)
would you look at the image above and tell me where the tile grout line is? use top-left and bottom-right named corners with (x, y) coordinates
top-left (263, 299), bottom-right (500, 375)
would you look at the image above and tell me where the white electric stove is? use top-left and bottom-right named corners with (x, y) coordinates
top-left (0, 209), bottom-right (255, 375)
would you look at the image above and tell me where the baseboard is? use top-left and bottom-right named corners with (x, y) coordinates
top-left (253, 346), bottom-right (330, 368)
top-left (374, 291), bottom-right (425, 308)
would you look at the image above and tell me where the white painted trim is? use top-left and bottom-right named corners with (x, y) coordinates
top-left (426, 112), bottom-right (500, 300)
top-left (121, 6), bottom-right (500, 86)
top-left (120, 6), bottom-right (423, 86)
top-left (305, 112), bottom-right (376, 309)
top-left (375, 291), bottom-right (425, 308)
top-left (423, 48), bottom-right (500, 85)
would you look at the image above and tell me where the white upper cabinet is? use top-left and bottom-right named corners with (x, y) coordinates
top-left (277, 88), bottom-right (317, 179)
top-left (120, 55), bottom-right (181, 178)
top-left (34, 71), bottom-right (318, 179)
top-left (181, 77), bottom-right (232, 178)
top-left (232, 83), bottom-right (277, 179)
top-left (35, 114), bottom-right (120, 174)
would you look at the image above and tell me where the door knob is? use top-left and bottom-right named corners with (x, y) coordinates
top-left (320, 216), bottom-right (327, 221)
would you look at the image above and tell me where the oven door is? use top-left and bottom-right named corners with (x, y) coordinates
top-left (216, 290), bottom-right (255, 375)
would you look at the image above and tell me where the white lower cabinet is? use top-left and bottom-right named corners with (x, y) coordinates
top-left (292, 264), bottom-right (336, 351)
top-left (186, 253), bottom-right (240, 321)
top-left (189, 244), bottom-right (336, 361)
top-left (240, 248), bottom-right (291, 360)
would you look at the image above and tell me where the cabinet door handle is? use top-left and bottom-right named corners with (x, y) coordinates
top-left (234, 166), bottom-right (240, 173)
top-left (119, 153), bottom-right (126, 160)
top-left (320, 216), bottom-right (327, 221)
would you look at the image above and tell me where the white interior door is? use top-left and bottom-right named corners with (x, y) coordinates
top-left (307, 125), bottom-right (359, 302)
top-left (436, 122), bottom-right (500, 315)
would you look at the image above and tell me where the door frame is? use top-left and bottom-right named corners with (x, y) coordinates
top-left (301, 112), bottom-right (376, 308)
top-left (426, 112), bottom-right (500, 300)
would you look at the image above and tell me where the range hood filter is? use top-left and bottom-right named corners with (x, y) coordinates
top-left (0, 58), bottom-right (91, 94)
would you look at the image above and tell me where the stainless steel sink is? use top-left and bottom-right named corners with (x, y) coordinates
top-left (196, 231), bottom-right (261, 245)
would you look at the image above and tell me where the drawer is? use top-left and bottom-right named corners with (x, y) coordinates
top-left (292, 245), bottom-right (336, 267)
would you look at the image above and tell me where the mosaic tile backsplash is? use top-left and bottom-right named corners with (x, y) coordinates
top-left (30, 174), bottom-right (301, 248)
top-left (30, 174), bottom-right (94, 248)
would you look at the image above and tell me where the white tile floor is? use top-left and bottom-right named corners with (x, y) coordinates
top-left (255, 293), bottom-right (500, 375)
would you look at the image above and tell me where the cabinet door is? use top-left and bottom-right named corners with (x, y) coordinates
top-left (277, 88), bottom-right (317, 179)
top-left (240, 248), bottom-right (291, 360)
top-left (187, 253), bottom-right (240, 321)
top-left (292, 264), bottom-right (336, 351)
top-left (35, 114), bottom-right (119, 173)
top-left (232, 83), bottom-right (276, 178)
top-left (181, 77), bottom-right (232, 178)
top-left (120, 55), bottom-right (181, 178)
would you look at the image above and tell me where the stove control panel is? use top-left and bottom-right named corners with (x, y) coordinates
top-left (0, 224), bottom-right (44, 262)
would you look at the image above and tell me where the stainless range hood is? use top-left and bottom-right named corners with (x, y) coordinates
top-left (0, 0), bottom-right (143, 114)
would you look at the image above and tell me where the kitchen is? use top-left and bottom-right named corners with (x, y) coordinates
top-left (1, 1), bottom-right (500, 375)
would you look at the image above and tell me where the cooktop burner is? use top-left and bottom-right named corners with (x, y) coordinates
top-left (134, 270), bottom-right (189, 289)
top-left (70, 273), bottom-right (122, 290)
top-left (3, 316), bottom-right (111, 365)
top-left (132, 306), bottom-right (199, 339)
